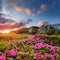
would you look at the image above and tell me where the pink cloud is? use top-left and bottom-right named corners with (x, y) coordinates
top-left (38, 21), bottom-right (48, 27)
top-left (10, 2), bottom-right (32, 15)
top-left (0, 16), bottom-right (32, 30)
top-left (25, 8), bottom-right (31, 15)
top-left (37, 4), bottom-right (47, 14)
top-left (10, 3), bottom-right (23, 12)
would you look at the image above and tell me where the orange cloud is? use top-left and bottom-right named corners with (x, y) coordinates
top-left (32, 4), bottom-right (48, 16)
top-left (0, 16), bottom-right (32, 30)
top-left (25, 8), bottom-right (31, 15)
top-left (10, 3), bottom-right (23, 12)
top-left (40, 4), bottom-right (47, 9)
top-left (37, 4), bottom-right (47, 14)
top-left (38, 21), bottom-right (48, 27)
top-left (10, 2), bottom-right (32, 15)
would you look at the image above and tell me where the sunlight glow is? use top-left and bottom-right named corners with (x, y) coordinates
top-left (0, 30), bottom-right (11, 33)
top-left (0, 28), bottom-right (19, 34)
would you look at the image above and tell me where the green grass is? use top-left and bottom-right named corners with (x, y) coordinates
top-left (0, 34), bottom-right (60, 51)
top-left (0, 34), bottom-right (32, 51)
top-left (54, 34), bottom-right (60, 38)
top-left (0, 40), bottom-right (8, 51)
top-left (53, 34), bottom-right (60, 39)
top-left (0, 34), bottom-right (32, 40)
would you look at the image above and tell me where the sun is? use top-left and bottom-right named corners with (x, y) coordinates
top-left (0, 30), bottom-right (11, 34)
top-left (0, 28), bottom-right (19, 34)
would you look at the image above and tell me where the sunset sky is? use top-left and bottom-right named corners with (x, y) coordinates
top-left (0, 0), bottom-right (60, 30)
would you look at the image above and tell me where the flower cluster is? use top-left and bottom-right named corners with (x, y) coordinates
top-left (9, 49), bottom-right (17, 56)
top-left (0, 56), bottom-right (6, 60)
top-left (0, 34), bottom-right (60, 60)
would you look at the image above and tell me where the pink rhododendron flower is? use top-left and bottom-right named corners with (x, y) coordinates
top-left (4, 49), bottom-right (9, 54)
top-left (0, 51), bottom-right (2, 55)
top-left (50, 55), bottom-right (55, 60)
top-left (9, 49), bottom-right (17, 56)
top-left (8, 58), bottom-right (14, 60)
top-left (0, 56), bottom-right (6, 60)
top-left (36, 53), bottom-right (42, 59)
top-left (44, 53), bottom-right (49, 59)
top-left (32, 50), bottom-right (34, 53)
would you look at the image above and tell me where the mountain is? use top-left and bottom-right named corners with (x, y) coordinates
top-left (52, 23), bottom-right (60, 30)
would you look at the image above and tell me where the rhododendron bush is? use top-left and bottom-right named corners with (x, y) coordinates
top-left (0, 34), bottom-right (60, 60)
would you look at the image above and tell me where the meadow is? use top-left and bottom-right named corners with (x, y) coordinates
top-left (0, 33), bottom-right (60, 60)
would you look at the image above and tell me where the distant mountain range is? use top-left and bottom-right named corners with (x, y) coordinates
top-left (52, 23), bottom-right (60, 30)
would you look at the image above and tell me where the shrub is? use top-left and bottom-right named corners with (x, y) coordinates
top-left (0, 40), bottom-right (8, 51)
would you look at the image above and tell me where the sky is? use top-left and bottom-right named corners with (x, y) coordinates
top-left (0, 0), bottom-right (60, 30)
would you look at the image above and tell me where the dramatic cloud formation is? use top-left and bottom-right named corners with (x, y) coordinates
top-left (1, 0), bottom-right (57, 19)
top-left (10, 2), bottom-right (32, 15)
top-left (0, 13), bottom-right (32, 30)
top-left (0, 17), bottom-right (18, 30)
top-left (10, 2), bottom-right (23, 12)
top-left (10, 2), bottom-right (49, 16)
top-left (0, 0), bottom-right (60, 29)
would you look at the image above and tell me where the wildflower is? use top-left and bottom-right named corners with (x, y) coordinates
top-left (16, 56), bottom-right (21, 60)
top-left (4, 49), bottom-right (9, 54)
top-left (0, 56), bottom-right (6, 60)
top-left (32, 50), bottom-right (34, 53)
top-left (42, 50), bottom-right (45, 53)
top-left (49, 55), bottom-right (55, 60)
top-left (44, 53), bottom-right (49, 59)
top-left (36, 53), bottom-right (42, 60)
top-left (9, 49), bottom-right (17, 56)
top-left (28, 35), bottom-right (35, 40)
top-left (0, 51), bottom-right (2, 55)
top-left (8, 58), bottom-right (14, 60)
top-left (57, 48), bottom-right (60, 54)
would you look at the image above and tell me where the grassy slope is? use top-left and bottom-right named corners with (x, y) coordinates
top-left (0, 34), bottom-right (60, 51)
top-left (0, 34), bottom-right (32, 51)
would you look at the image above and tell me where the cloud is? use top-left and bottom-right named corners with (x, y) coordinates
top-left (38, 21), bottom-right (49, 27)
top-left (18, 19), bottom-right (32, 28)
top-left (0, 16), bottom-right (14, 24)
top-left (1, 0), bottom-right (57, 19)
top-left (25, 8), bottom-right (31, 15)
top-left (0, 14), bottom-right (32, 30)
top-left (32, 4), bottom-right (48, 16)
top-left (0, 16), bottom-right (18, 30)
top-left (37, 4), bottom-right (48, 14)
top-left (33, 0), bottom-right (56, 16)
top-left (10, 2), bottom-right (23, 12)
top-left (40, 4), bottom-right (47, 9)
top-left (10, 2), bottom-right (32, 15)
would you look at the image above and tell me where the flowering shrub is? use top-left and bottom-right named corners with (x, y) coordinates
top-left (36, 53), bottom-right (42, 60)
top-left (0, 34), bottom-right (60, 60)
top-left (9, 49), bottom-right (17, 56)
top-left (0, 56), bottom-right (6, 60)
